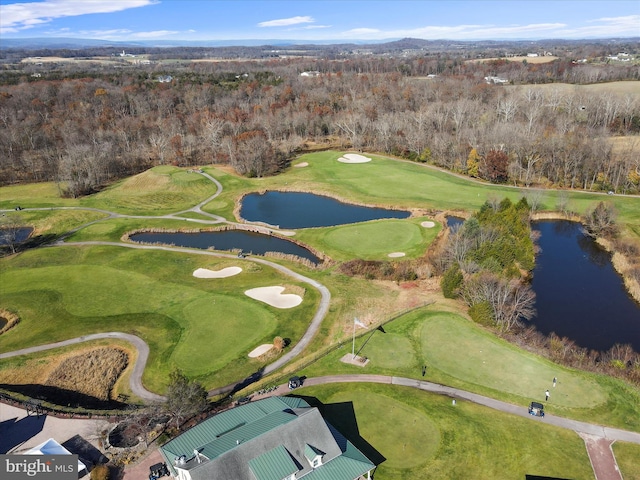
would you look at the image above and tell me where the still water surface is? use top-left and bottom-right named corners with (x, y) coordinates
top-left (130, 230), bottom-right (320, 264)
top-left (531, 220), bottom-right (640, 352)
top-left (240, 191), bottom-right (410, 229)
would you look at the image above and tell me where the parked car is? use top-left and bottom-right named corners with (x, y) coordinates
top-left (528, 401), bottom-right (545, 417)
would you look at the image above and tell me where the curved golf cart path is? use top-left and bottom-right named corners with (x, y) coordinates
top-left (0, 240), bottom-right (332, 404)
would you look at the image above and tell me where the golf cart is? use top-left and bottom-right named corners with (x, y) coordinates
top-left (149, 463), bottom-right (169, 480)
top-left (528, 401), bottom-right (545, 417)
top-left (288, 376), bottom-right (302, 390)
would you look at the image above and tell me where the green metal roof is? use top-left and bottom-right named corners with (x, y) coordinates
top-left (200, 410), bottom-right (297, 460)
top-left (304, 444), bottom-right (319, 462)
top-left (161, 396), bottom-right (309, 462)
top-left (302, 454), bottom-right (374, 480)
top-left (248, 445), bottom-right (298, 480)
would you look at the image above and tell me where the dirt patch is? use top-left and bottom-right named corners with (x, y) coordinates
top-left (45, 347), bottom-right (129, 401)
top-left (0, 309), bottom-right (20, 335)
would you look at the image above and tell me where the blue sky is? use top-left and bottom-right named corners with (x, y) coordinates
top-left (1, 0), bottom-right (638, 42)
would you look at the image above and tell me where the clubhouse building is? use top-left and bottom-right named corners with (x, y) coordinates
top-left (159, 396), bottom-right (375, 480)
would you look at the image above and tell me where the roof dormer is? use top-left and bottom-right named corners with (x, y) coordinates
top-left (304, 444), bottom-right (325, 468)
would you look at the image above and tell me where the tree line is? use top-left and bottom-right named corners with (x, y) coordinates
top-left (0, 55), bottom-right (638, 196)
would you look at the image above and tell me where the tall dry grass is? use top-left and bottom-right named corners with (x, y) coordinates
top-left (45, 347), bottom-right (129, 400)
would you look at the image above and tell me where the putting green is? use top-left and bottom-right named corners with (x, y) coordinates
top-left (419, 312), bottom-right (607, 408)
top-left (362, 333), bottom-right (417, 369)
top-left (171, 295), bottom-right (276, 376)
top-left (323, 221), bottom-right (423, 257)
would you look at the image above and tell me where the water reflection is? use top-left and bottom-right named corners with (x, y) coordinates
top-left (531, 220), bottom-right (640, 352)
top-left (241, 191), bottom-right (410, 229)
top-left (0, 227), bottom-right (33, 245)
top-left (130, 230), bottom-right (320, 265)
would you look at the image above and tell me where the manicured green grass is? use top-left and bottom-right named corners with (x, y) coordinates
top-left (0, 166), bottom-right (218, 215)
top-left (294, 383), bottom-right (593, 480)
top-left (201, 151), bottom-right (640, 237)
top-left (0, 245), bottom-right (318, 393)
top-left (81, 166), bottom-right (218, 215)
top-left (11, 209), bottom-right (109, 236)
top-left (295, 217), bottom-right (441, 261)
top-left (613, 441), bottom-right (640, 479)
top-left (299, 307), bottom-right (640, 431)
top-left (0, 182), bottom-right (81, 209)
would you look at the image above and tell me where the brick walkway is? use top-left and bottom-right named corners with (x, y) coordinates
top-left (121, 448), bottom-right (164, 480)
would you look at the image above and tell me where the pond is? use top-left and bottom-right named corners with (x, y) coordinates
top-left (531, 220), bottom-right (640, 352)
top-left (0, 227), bottom-right (33, 245)
top-left (240, 191), bottom-right (410, 229)
top-left (447, 217), bottom-right (640, 352)
top-left (130, 230), bottom-right (321, 265)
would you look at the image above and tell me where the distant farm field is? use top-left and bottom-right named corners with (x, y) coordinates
top-left (507, 80), bottom-right (640, 97)
top-left (467, 55), bottom-right (559, 64)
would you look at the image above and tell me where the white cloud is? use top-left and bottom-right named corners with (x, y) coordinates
top-left (258, 16), bottom-right (314, 27)
top-left (131, 30), bottom-right (179, 38)
top-left (0, 0), bottom-right (156, 34)
top-left (337, 22), bottom-right (575, 40)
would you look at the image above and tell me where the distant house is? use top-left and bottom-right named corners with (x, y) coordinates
top-left (300, 71), bottom-right (321, 77)
top-left (156, 75), bottom-right (173, 83)
top-left (484, 76), bottom-right (509, 84)
top-left (159, 396), bottom-right (375, 480)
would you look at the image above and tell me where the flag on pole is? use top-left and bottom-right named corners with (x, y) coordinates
top-left (354, 318), bottom-right (366, 328)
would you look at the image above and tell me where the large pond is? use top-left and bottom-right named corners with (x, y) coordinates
top-left (447, 217), bottom-right (640, 352)
top-left (240, 191), bottom-right (410, 229)
top-left (531, 220), bottom-right (640, 352)
top-left (130, 230), bottom-right (320, 265)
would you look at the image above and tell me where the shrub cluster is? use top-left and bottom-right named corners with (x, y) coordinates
top-left (339, 259), bottom-right (419, 282)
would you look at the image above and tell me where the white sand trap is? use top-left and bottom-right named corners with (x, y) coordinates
top-left (294, 162), bottom-right (309, 168)
top-left (388, 252), bottom-right (406, 258)
top-left (421, 221), bottom-right (436, 228)
top-left (245, 286), bottom-right (303, 309)
top-left (337, 153), bottom-right (371, 164)
top-left (278, 230), bottom-right (296, 237)
top-left (248, 344), bottom-right (274, 358)
top-left (193, 267), bottom-right (242, 278)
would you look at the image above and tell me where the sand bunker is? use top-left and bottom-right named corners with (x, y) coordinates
top-left (248, 344), bottom-right (274, 358)
top-left (337, 153), bottom-right (371, 164)
top-left (388, 252), bottom-right (406, 258)
top-left (421, 221), bottom-right (436, 228)
top-left (278, 230), bottom-right (297, 237)
top-left (193, 267), bottom-right (242, 278)
top-left (245, 286), bottom-right (303, 309)
top-left (294, 162), bottom-right (309, 168)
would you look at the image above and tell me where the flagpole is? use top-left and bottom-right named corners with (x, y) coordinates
top-left (352, 318), bottom-right (356, 359)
